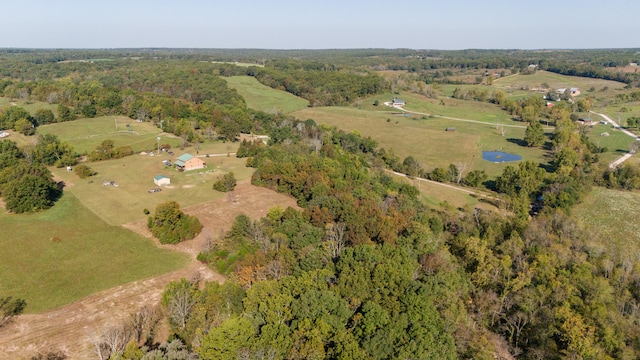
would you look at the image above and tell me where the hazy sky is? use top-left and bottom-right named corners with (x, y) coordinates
top-left (2, 0), bottom-right (638, 49)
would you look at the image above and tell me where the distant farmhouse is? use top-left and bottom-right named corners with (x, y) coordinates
top-left (556, 87), bottom-right (580, 96)
top-left (154, 175), bottom-right (170, 186)
top-left (175, 153), bottom-right (205, 171)
top-left (577, 117), bottom-right (594, 126)
top-left (392, 98), bottom-right (405, 106)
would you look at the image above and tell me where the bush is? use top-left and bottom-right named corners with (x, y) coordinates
top-left (213, 172), bottom-right (237, 192)
top-left (148, 201), bottom-right (203, 244)
top-left (73, 164), bottom-right (95, 179)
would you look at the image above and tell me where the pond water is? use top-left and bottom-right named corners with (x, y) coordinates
top-left (482, 151), bottom-right (522, 163)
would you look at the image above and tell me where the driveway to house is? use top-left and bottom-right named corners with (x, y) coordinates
top-left (590, 111), bottom-right (640, 168)
top-left (384, 102), bottom-right (554, 130)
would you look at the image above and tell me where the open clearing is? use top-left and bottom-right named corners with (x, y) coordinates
top-left (37, 116), bottom-right (183, 154)
top-left (574, 187), bottom-right (640, 262)
top-left (0, 182), bottom-right (299, 359)
top-left (493, 70), bottom-right (627, 94)
top-left (293, 106), bottom-right (549, 177)
top-left (0, 97), bottom-right (58, 116)
top-left (0, 193), bottom-right (189, 314)
top-left (51, 146), bottom-right (252, 226)
top-left (224, 76), bottom-right (309, 114)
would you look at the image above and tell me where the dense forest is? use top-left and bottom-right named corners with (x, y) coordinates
top-left (2, 49), bottom-right (640, 359)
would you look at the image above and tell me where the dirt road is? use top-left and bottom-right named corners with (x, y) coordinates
top-left (589, 111), bottom-right (640, 168)
top-left (0, 182), bottom-right (298, 359)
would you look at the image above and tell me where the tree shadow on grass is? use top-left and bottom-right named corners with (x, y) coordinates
top-left (506, 138), bottom-right (528, 147)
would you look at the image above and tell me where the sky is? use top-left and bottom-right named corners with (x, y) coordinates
top-left (1, 0), bottom-right (638, 50)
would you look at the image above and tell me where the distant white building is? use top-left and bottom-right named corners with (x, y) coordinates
top-left (391, 98), bottom-right (405, 106)
top-left (154, 175), bottom-right (170, 186)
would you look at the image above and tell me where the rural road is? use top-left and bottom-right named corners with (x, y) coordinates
top-left (384, 102), bottom-right (553, 130)
top-left (386, 169), bottom-right (500, 202)
top-left (589, 111), bottom-right (640, 168)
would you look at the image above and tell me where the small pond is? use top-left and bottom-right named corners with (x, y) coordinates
top-left (482, 151), bottom-right (522, 163)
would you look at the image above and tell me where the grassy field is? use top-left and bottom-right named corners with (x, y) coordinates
top-left (574, 187), bottom-right (640, 262)
top-left (493, 70), bottom-right (627, 95)
top-left (37, 116), bottom-right (183, 154)
top-left (52, 144), bottom-right (253, 226)
top-left (582, 121), bottom-right (637, 164)
top-left (361, 92), bottom-right (516, 125)
top-left (224, 76), bottom-right (308, 114)
top-left (0, 97), bottom-right (58, 116)
top-left (211, 61), bottom-right (263, 67)
top-left (293, 106), bottom-right (549, 178)
top-left (0, 193), bottom-right (189, 313)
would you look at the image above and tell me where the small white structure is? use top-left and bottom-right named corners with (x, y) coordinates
top-left (154, 175), bottom-right (170, 186)
top-left (391, 98), bottom-right (406, 106)
top-left (0, 132), bottom-right (9, 138)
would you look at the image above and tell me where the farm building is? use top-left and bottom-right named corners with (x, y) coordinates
top-left (391, 98), bottom-right (405, 106)
top-left (570, 87), bottom-right (580, 96)
top-left (174, 153), bottom-right (205, 171)
top-left (578, 118), bottom-right (594, 126)
top-left (154, 175), bottom-right (170, 186)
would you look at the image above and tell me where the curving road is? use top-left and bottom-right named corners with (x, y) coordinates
top-left (589, 110), bottom-right (640, 168)
top-left (384, 102), bottom-right (554, 130)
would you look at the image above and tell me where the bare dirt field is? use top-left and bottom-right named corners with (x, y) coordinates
top-left (0, 181), bottom-right (298, 359)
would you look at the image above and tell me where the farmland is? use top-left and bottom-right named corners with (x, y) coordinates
top-left (574, 187), bottom-right (640, 261)
top-left (224, 76), bottom-right (309, 114)
top-left (51, 148), bottom-right (252, 226)
top-left (293, 104), bottom-right (549, 177)
top-left (0, 192), bottom-right (189, 313)
top-left (37, 116), bottom-right (182, 154)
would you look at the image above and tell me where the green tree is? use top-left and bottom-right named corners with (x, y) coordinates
top-left (524, 121), bottom-right (545, 147)
top-left (73, 164), bottom-right (95, 179)
top-left (57, 104), bottom-right (75, 121)
top-left (0, 106), bottom-right (30, 130)
top-left (148, 201), bottom-right (203, 244)
top-left (33, 109), bottom-right (55, 125)
top-left (0, 296), bottom-right (26, 328)
top-left (13, 118), bottom-right (35, 135)
top-left (0, 162), bottom-right (60, 213)
top-left (33, 134), bottom-right (76, 167)
top-left (213, 172), bottom-right (237, 192)
top-left (199, 317), bottom-right (255, 360)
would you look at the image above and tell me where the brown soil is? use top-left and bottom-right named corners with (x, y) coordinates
top-left (0, 181), bottom-right (298, 359)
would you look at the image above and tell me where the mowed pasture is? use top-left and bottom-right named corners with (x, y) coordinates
top-left (224, 76), bottom-right (309, 114)
top-left (293, 105), bottom-right (549, 178)
top-left (574, 187), bottom-right (640, 262)
top-left (363, 92), bottom-right (516, 125)
top-left (0, 193), bottom-right (189, 313)
top-left (37, 116), bottom-right (182, 154)
top-left (52, 145), bottom-right (252, 226)
top-left (0, 97), bottom-right (58, 116)
top-left (493, 70), bottom-right (627, 95)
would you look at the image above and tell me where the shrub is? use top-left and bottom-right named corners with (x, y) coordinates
top-left (73, 164), bottom-right (95, 179)
top-left (148, 201), bottom-right (203, 244)
top-left (213, 172), bottom-right (237, 192)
